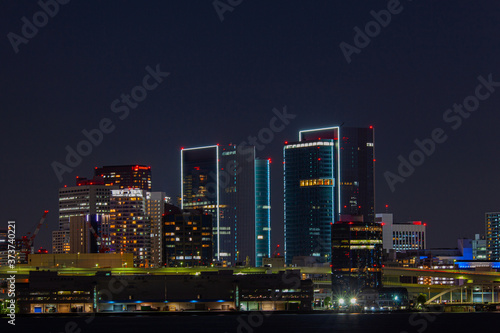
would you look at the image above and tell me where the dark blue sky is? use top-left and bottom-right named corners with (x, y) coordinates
top-left (1, 1), bottom-right (500, 251)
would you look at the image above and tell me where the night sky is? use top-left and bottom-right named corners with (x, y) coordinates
top-left (2, 1), bottom-right (500, 252)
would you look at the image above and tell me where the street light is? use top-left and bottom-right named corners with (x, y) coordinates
top-left (339, 298), bottom-right (345, 305)
top-left (350, 298), bottom-right (357, 305)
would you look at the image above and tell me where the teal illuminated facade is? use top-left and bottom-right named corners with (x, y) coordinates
top-left (284, 126), bottom-right (376, 266)
top-left (284, 137), bottom-right (339, 265)
top-left (255, 159), bottom-right (271, 267)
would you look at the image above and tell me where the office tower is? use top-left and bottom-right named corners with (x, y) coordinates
top-left (147, 192), bottom-right (167, 268)
top-left (94, 165), bottom-right (152, 191)
top-left (331, 217), bottom-right (383, 297)
top-left (181, 144), bottom-right (271, 266)
top-left (58, 183), bottom-right (112, 231)
top-left (163, 204), bottom-right (213, 267)
top-left (69, 214), bottom-right (110, 254)
top-left (283, 126), bottom-right (375, 265)
top-left (339, 127), bottom-right (375, 223)
top-left (376, 213), bottom-right (426, 251)
top-left (486, 212), bottom-right (500, 261)
top-left (472, 234), bottom-right (487, 260)
top-left (109, 189), bottom-right (151, 267)
top-left (53, 183), bottom-right (111, 254)
top-left (255, 159), bottom-right (271, 267)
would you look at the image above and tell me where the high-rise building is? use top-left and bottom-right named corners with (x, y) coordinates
top-left (53, 183), bottom-right (112, 254)
top-left (331, 217), bottom-right (383, 297)
top-left (338, 127), bottom-right (375, 223)
top-left (58, 184), bottom-right (112, 231)
top-left (283, 126), bottom-right (375, 265)
top-left (255, 159), bottom-right (271, 267)
top-left (94, 165), bottom-right (152, 191)
top-left (486, 212), bottom-right (500, 261)
top-left (147, 192), bottom-right (167, 268)
top-left (181, 144), bottom-right (270, 266)
top-left (109, 189), bottom-right (151, 267)
top-left (376, 213), bottom-right (426, 251)
top-left (163, 204), bottom-right (213, 267)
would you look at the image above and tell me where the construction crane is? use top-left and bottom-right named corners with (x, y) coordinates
top-left (21, 210), bottom-right (49, 262)
top-left (86, 220), bottom-right (110, 253)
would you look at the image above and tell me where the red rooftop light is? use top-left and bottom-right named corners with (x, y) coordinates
top-left (369, 125), bottom-right (373, 129)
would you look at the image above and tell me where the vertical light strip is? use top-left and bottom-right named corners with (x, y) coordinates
top-left (336, 127), bottom-right (341, 222)
top-left (283, 145), bottom-right (287, 261)
top-left (180, 148), bottom-right (184, 209)
top-left (216, 144), bottom-right (220, 262)
top-left (267, 159), bottom-right (271, 258)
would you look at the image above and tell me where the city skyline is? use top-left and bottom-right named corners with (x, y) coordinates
top-left (2, 1), bottom-right (500, 254)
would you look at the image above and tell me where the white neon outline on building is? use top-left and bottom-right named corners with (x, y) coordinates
top-left (298, 126), bottom-right (341, 222)
top-left (180, 145), bottom-right (220, 261)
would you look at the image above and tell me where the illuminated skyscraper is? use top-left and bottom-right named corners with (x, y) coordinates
top-left (284, 126), bottom-right (375, 265)
top-left (181, 144), bottom-right (271, 266)
top-left (94, 165), bottom-right (152, 191)
top-left (53, 183), bottom-right (112, 254)
top-left (255, 158), bottom-right (271, 267)
top-left (109, 189), bottom-right (151, 268)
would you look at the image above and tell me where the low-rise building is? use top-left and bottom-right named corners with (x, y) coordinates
top-left (377, 213), bottom-right (426, 252)
top-left (17, 269), bottom-right (313, 313)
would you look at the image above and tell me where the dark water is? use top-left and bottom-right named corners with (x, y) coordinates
top-left (2, 312), bottom-right (498, 333)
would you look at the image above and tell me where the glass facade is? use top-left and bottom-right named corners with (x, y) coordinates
top-left (331, 221), bottom-right (383, 296)
top-left (338, 128), bottom-right (375, 223)
top-left (255, 159), bottom-right (271, 267)
top-left (284, 126), bottom-right (377, 270)
top-left (284, 139), bottom-right (338, 265)
top-left (181, 144), bottom-right (270, 266)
